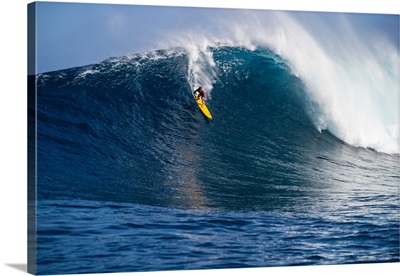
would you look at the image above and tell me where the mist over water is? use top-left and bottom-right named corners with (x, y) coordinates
top-left (161, 10), bottom-right (399, 154)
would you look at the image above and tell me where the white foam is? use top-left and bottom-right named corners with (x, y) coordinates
top-left (264, 13), bottom-right (400, 154)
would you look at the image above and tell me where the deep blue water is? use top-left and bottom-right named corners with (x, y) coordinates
top-left (31, 47), bottom-right (399, 275)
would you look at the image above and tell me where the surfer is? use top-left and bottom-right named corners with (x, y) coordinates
top-left (194, 86), bottom-right (206, 100)
top-left (193, 86), bottom-right (212, 119)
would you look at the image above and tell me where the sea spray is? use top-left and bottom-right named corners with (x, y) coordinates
top-left (266, 13), bottom-right (400, 154)
top-left (186, 42), bottom-right (218, 97)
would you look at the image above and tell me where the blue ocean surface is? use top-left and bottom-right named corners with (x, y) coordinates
top-left (31, 46), bottom-right (399, 275)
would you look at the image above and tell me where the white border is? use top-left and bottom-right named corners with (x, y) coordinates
top-left (0, 1), bottom-right (399, 276)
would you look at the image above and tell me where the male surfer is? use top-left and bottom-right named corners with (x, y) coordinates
top-left (194, 86), bottom-right (206, 101)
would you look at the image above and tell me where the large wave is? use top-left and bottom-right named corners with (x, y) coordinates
top-left (34, 42), bottom-right (399, 210)
top-left (158, 11), bottom-right (399, 154)
top-left (33, 10), bottom-right (399, 211)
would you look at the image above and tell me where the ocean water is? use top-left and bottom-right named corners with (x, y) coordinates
top-left (28, 4), bottom-right (400, 273)
top-left (29, 45), bottom-right (400, 275)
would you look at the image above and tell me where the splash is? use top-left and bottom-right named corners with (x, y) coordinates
top-left (185, 38), bottom-right (218, 97)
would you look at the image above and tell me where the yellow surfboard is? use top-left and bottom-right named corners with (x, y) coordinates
top-left (194, 94), bottom-right (212, 119)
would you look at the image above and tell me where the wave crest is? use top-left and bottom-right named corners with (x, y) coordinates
top-left (159, 11), bottom-right (399, 154)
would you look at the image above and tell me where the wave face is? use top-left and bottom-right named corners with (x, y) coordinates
top-left (33, 46), bottom-right (399, 274)
top-left (35, 46), bottom-right (398, 210)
